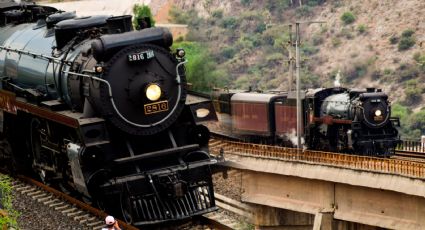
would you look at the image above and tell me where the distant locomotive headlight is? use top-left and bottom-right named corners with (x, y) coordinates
top-left (146, 84), bottom-right (162, 101)
top-left (176, 48), bottom-right (185, 58)
top-left (375, 109), bottom-right (382, 116)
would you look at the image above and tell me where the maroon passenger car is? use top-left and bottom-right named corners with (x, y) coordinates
top-left (230, 92), bottom-right (285, 142)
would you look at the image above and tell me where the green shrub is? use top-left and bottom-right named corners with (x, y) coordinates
top-left (261, 25), bottom-right (290, 48)
top-left (413, 52), bottom-right (425, 70)
top-left (345, 63), bottom-right (367, 81)
top-left (312, 34), bottom-right (324, 45)
top-left (301, 68), bottom-right (320, 88)
top-left (383, 68), bottom-right (392, 75)
top-left (389, 35), bottom-right (399, 44)
top-left (241, 0), bottom-right (253, 6)
top-left (357, 24), bottom-right (367, 34)
top-left (403, 79), bottom-right (422, 106)
top-left (221, 17), bottom-right (238, 29)
top-left (332, 37), bottom-right (342, 47)
top-left (296, 5), bottom-right (313, 17)
top-left (0, 175), bottom-right (19, 229)
top-left (341, 11), bottom-right (356, 24)
top-left (391, 103), bottom-right (408, 120)
top-left (211, 9), bottom-right (223, 19)
top-left (255, 22), bottom-right (267, 33)
top-left (266, 0), bottom-right (290, 12)
top-left (371, 69), bottom-right (381, 80)
top-left (132, 4), bottom-right (155, 29)
top-left (266, 52), bottom-right (284, 64)
top-left (401, 29), bottom-right (415, 38)
top-left (301, 42), bottom-right (319, 56)
top-left (169, 6), bottom-right (198, 24)
top-left (404, 87), bottom-right (422, 105)
top-left (221, 46), bottom-right (236, 59)
top-left (399, 64), bottom-right (420, 81)
top-left (339, 27), bottom-right (354, 39)
top-left (398, 36), bottom-right (416, 51)
top-left (408, 110), bottom-right (425, 133)
top-left (306, 0), bottom-right (324, 6)
top-left (320, 25), bottom-right (328, 34)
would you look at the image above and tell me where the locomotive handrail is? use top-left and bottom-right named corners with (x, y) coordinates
top-left (0, 45), bottom-right (72, 66)
top-left (210, 139), bottom-right (425, 178)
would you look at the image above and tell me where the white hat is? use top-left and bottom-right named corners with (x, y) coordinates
top-left (105, 216), bottom-right (115, 225)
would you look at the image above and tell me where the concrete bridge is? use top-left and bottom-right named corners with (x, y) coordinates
top-left (210, 139), bottom-right (425, 230)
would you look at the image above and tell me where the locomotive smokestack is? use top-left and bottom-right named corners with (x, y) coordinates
top-left (334, 70), bottom-right (341, 87)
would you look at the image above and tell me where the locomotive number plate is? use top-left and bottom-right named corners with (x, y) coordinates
top-left (128, 50), bottom-right (155, 62)
top-left (144, 100), bottom-right (169, 115)
top-left (374, 115), bottom-right (384, 121)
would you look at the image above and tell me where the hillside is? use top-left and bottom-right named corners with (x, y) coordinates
top-left (169, 0), bottom-right (425, 139)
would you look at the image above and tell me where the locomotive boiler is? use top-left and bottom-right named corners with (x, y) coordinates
top-left (0, 0), bottom-right (217, 225)
top-left (213, 87), bottom-right (400, 156)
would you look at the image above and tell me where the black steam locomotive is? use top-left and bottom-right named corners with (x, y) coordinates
top-left (213, 87), bottom-right (401, 156)
top-left (0, 0), bottom-right (217, 226)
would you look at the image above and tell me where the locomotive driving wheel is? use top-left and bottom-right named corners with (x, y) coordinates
top-left (0, 137), bottom-right (14, 173)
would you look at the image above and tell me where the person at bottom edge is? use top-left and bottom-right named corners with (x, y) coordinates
top-left (102, 215), bottom-right (121, 230)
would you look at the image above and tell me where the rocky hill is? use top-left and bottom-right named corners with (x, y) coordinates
top-left (170, 0), bottom-right (425, 138)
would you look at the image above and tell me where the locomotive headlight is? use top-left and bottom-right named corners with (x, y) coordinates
top-left (176, 48), bottom-right (185, 58)
top-left (375, 109), bottom-right (382, 116)
top-left (146, 84), bottom-right (162, 101)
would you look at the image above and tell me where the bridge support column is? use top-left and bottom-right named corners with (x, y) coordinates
top-left (313, 211), bottom-right (334, 230)
top-left (253, 205), bottom-right (314, 229)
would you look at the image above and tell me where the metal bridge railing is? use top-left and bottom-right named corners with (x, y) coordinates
top-left (397, 140), bottom-right (425, 153)
top-left (210, 139), bottom-right (425, 178)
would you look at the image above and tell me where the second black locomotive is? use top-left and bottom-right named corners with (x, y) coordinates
top-left (213, 87), bottom-right (400, 157)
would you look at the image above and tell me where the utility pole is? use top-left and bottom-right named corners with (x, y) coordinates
top-left (295, 22), bottom-right (302, 150)
top-left (287, 21), bottom-right (325, 151)
top-left (287, 24), bottom-right (294, 92)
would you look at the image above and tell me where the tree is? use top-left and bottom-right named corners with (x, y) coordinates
top-left (133, 4), bottom-right (155, 29)
top-left (172, 42), bottom-right (230, 93)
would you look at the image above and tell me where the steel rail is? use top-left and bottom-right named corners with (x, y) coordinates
top-left (196, 215), bottom-right (234, 230)
top-left (17, 175), bottom-right (139, 230)
top-left (395, 150), bottom-right (425, 161)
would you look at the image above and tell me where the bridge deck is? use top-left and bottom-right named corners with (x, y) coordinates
top-left (210, 139), bottom-right (425, 229)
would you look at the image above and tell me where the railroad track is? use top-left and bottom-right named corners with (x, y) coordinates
top-left (395, 150), bottom-right (425, 162)
top-left (209, 137), bottom-right (425, 178)
top-left (0, 172), bottom-right (245, 229)
top-left (211, 130), bottom-right (425, 163)
top-left (8, 175), bottom-right (137, 230)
